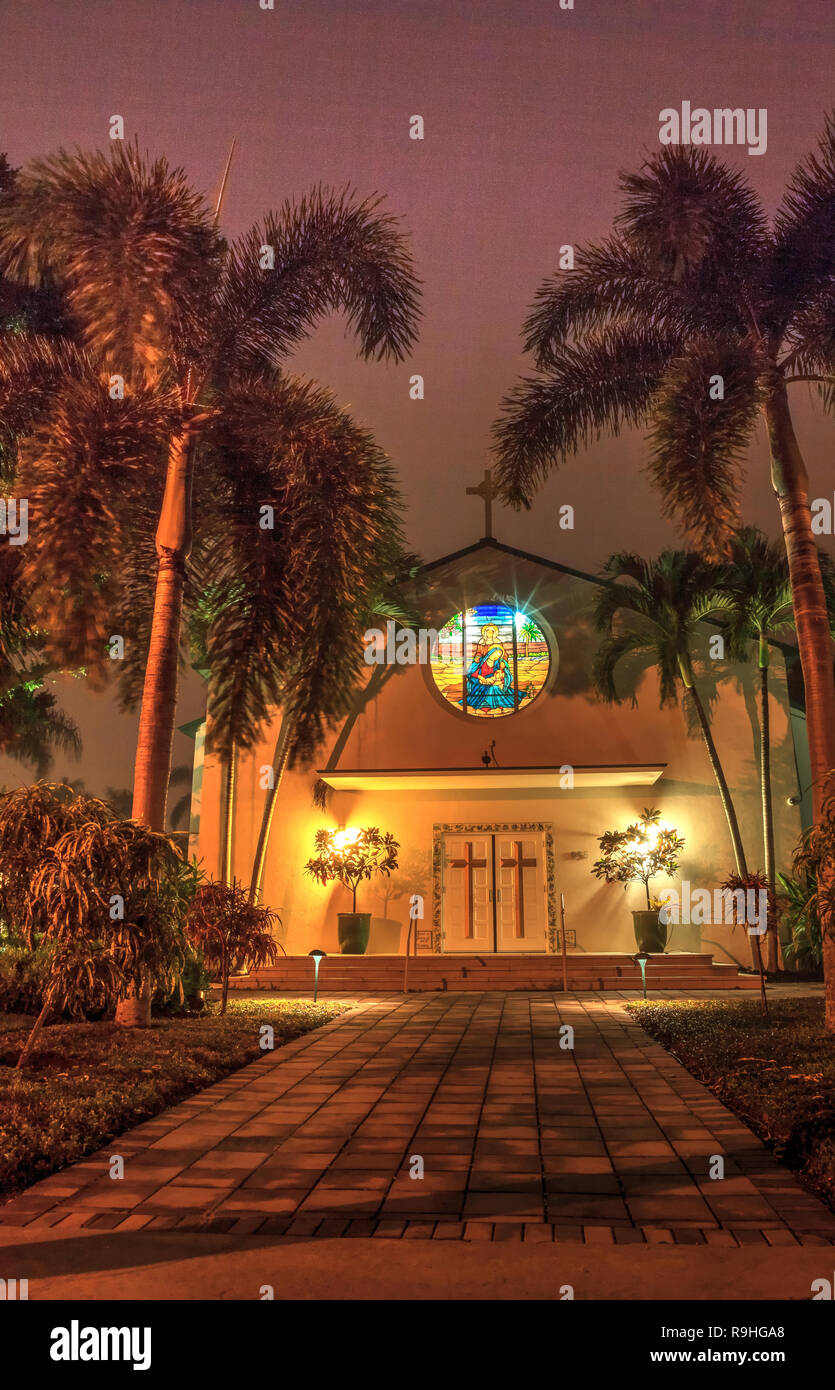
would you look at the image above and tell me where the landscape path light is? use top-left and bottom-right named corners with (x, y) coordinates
top-left (632, 950), bottom-right (651, 1000)
top-left (309, 949), bottom-right (326, 1002)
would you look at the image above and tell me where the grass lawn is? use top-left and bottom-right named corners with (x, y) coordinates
top-left (0, 997), bottom-right (348, 1197)
top-left (628, 996), bottom-right (835, 1210)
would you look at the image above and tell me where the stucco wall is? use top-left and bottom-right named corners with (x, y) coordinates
top-left (192, 544), bottom-right (804, 966)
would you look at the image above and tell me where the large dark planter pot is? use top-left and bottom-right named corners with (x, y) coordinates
top-left (632, 909), bottom-right (667, 954)
top-left (337, 912), bottom-right (371, 954)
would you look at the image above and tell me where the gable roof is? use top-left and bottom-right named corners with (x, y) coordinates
top-left (419, 536), bottom-right (606, 587)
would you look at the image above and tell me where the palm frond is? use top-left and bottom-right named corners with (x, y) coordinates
top-left (0, 333), bottom-right (94, 439)
top-left (617, 146), bottom-right (769, 306)
top-left (594, 552), bottom-right (662, 632)
top-left (493, 327), bottom-right (681, 507)
top-left (211, 187), bottom-right (421, 376)
top-left (646, 337), bottom-right (763, 552)
top-left (0, 144), bottom-right (222, 382)
top-left (592, 629), bottom-right (658, 704)
top-left (770, 113), bottom-right (835, 335)
top-left (14, 374), bottom-right (179, 675)
top-left (0, 682), bottom-right (81, 775)
top-left (198, 372), bottom-right (406, 761)
top-left (592, 549), bottom-right (723, 710)
top-left (524, 236), bottom-right (711, 368)
top-left (782, 284), bottom-right (835, 413)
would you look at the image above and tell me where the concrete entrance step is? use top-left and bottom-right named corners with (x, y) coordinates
top-left (231, 951), bottom-right (760, 993)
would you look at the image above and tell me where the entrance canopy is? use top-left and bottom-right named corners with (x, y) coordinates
top-left (317, 764), bottom-right (666, 793)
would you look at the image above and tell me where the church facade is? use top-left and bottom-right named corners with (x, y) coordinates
top-left (188, 532), bottom-right (808, 970)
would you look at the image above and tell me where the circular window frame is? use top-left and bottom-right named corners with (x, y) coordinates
top-left (424, 602), bottom-right (558, 722)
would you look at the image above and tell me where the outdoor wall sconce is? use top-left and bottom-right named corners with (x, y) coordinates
top-left (309, 949), bottom-right (326, 1002)
top-left (632, 950), bottom-right (651, 999)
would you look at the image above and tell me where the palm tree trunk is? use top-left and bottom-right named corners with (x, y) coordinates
top-left (221, 942), bottom-right (229, 1015)
top-left (132, 432), bottom-right (194, 830)
top-left (684, 675), bottom-right (749, 876)
top-left (249, 717), bottom-right (293, 903)
top-left (221, 742), bottom-right (237, 886)
top-left (123, 431), bottom-right (193, 1029)
top-left (758, 646), bottom-right (779, 972)
top-left (752, 925), bottom-right (770, 1020)
top-left (683, 675), bottom-right (761, 971)
top-left (765, 381), bottom-right (835, 1032)
top-left (114, 980), bottom-right (152, 1028)
top-left (248, 665), bottom-right (391, 904)
top-left (16, 999), bottom-right (50, 1069)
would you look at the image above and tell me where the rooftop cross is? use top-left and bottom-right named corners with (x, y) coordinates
top-left (466, 467), bottom-right (502, 540)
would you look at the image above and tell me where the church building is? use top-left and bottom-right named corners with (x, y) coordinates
top-left (188, 472), bottom-right (808, 988)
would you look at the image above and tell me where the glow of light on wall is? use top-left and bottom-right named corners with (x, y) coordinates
top-left (332, 826), bottom-right (362, 851)
top-left (626, 821), bottom-right (672, 868)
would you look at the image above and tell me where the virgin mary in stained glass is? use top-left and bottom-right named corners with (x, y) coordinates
top-left (431, 604), bottom-right (550, 718)
top-left (461, 623), bottom-right (519, 712)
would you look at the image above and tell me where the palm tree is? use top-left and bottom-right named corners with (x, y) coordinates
top-left (716, 528), bottom-right (835, 970)
top-left (0, 144), bottom-right (421, 831)
top-left (178, 379), bottom-right (419, 903)
top-left (716, 528), bottom-right (795, 972)
top-left (494, 121), bottom-right (835, 1027)
top-left (592, 550), bottom-right (758, 937)
top-left (520, 618), bottom-right (539, 658)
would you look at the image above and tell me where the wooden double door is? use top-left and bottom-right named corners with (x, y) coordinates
top-left (440, 830), bottom-right (548, 952)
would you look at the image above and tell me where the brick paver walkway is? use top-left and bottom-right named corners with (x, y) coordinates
top-left (4, 992), bottom-right (834, 1246)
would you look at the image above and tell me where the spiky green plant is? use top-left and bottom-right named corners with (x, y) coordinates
top-left (14, 942), bottom-right (125, 1068)
top-left (777, 869), bottom-right (822, 971)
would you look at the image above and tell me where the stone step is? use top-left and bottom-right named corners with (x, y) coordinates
top-left (229, 952), bottom-right (760, 993)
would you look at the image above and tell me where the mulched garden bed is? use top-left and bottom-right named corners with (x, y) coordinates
top-left (0, 998), bottom-right (348, 1196)
top-left (628, 996), bottom-right (835, 1212)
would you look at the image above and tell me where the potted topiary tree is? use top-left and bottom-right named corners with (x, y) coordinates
top-left (591, 807), bottom-right (684, 952)
top-left (305, 826), bottom-right (399, 954)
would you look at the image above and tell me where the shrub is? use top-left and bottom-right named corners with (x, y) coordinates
top-left (0, 782), bottom-right (113, 946)
top-left (790, 786), bottom-right (835, 958)
top-left (777, 870), bottom-right (823, 971)
top-left (154, 948), bottom-right (211, 1014)
top-left (0, 782), bottom-right (199, 1062)
top-left (32, 818), bottom-right (196, 1002)
top-left (0, 945), bottom-right (51, 1015)
top-left (186, 879), bottom-right (280, 1014)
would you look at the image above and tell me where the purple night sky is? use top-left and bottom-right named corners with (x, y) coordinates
top-left (1, 0), bottom-right (832, 793)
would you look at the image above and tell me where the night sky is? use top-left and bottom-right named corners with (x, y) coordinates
top-left (1, 0), bottom-right (832, 795)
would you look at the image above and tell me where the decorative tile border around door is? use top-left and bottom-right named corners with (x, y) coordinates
top-left (432, 822), bottom-right (557, 953)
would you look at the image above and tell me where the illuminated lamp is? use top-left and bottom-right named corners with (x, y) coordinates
top-left (632, 950), bottom-right (651, 999)
top-left (309, 949), bottom-right (326, 1002)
